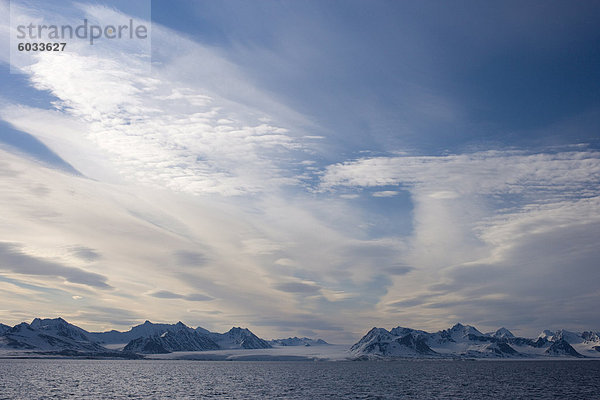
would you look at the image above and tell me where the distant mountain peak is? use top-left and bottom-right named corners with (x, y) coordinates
top-left (445, 323), bottom-right (483, 339)
top-left (30, 317), bottom-right (68, 327)
top-left (493, 327), bottom-right (515, 338)
top-left (228, 327), bottom-right (250, 334)
top-left (212, 326), bottom-right (271, 350)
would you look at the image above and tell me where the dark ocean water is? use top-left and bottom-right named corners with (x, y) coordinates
top-left (0, 359), bottom-right (599, 399)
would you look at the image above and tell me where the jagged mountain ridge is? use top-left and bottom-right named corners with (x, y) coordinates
top-left (3, 318), bottom-right (598, 359)
top-left (351, 323), bottom-right (600, 359)
top-left (88, 320), bottom-right (209, 344)
top-left (351, 327), bottom-right (437, 358)
top-left (0, 318), bottom-right (272, 355)
top-left (123, 328), bottom-right (220, 354)
top-left (122, 326), bottom-right (272, 353)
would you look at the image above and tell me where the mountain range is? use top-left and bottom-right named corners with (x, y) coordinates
top-left (1, 318), bottom-right (598, 360)
top-left (0, 317), bottom-right (276, 356)
top-left (351, 323), bottom-right (600, 359)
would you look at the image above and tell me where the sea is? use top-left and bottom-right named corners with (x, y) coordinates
top-left (0, 359), bottom-right (599, 399)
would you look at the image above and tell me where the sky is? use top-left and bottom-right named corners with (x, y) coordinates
top-left (0, 0), bottom-right (599, 342)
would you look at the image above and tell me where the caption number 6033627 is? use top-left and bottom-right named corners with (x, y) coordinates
top-left (17, 42), bottom-right (66, 51)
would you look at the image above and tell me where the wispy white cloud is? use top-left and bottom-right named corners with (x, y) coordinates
top-left (2, 3), bottom-right (312, 196)
top-left (321, 150), bottom-right (600, 198)
top-left (372, 190), bottom-right (399, 197)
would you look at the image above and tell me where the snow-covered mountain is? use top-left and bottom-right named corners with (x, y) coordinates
top-left (537, 329), bottom-right (600, 356)
top-left (270, 337), bottom-right (329, 347)
top-left (118, 324), bottom-right (270, 353)
top-left (208, 327), bottom-right (271, 350)
top-left (429, 323), bottom-right (485, 345)
top-left (88, 320), bottom-right (211, 345)
top-left (123, 327), bottom-right (220, 354)
top-left (0, 318), bottom-right (107, 352)
top-left (350, 327), bottom-right (436, 358)
top-left (88, 321), bottom-right (271, 353)
top-left (0, 318), bottom-right (274, 356)
top-left (351, 323), bottom-right (600, 359)
top-left (3, 317), bottom-right (598, 359)
top-left (489, 327), bottom-right (515, 339)
top-left (92, 322), bottom-right (271, 354)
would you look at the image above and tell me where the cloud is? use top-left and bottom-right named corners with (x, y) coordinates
top-left (173, 250), bottom-right (207, 267)
top-left (384, 265), bottom-right (414, 276)
top-left (321, 150), bottom-right (600, 268)
top-left (1, 3), bottom-right (313, 196)
top-left (74, 306), bottom-right (145, 330)
top-left (148, 290), bottom-right (213, 302)
top-left (372, 190), bottom-right (399, 197)
top-left (185, 293), bottom-right (214, 302)
top-left (273, 281), bottom-right (321, 294)
top-left (242, 238), bottom-right (283, 255)
top-left (253, 317), bottom-right (345, 332)
top-left (0, 121), bottom-right (81, 175)
top-left (70, 246), bottom-right (101, 262)
top-left (0, 242), bottom-right (111, 289)
top-left (0, 158), bottom-right (20, 177)
top-left (321, 150), bottom-right (600, 199)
